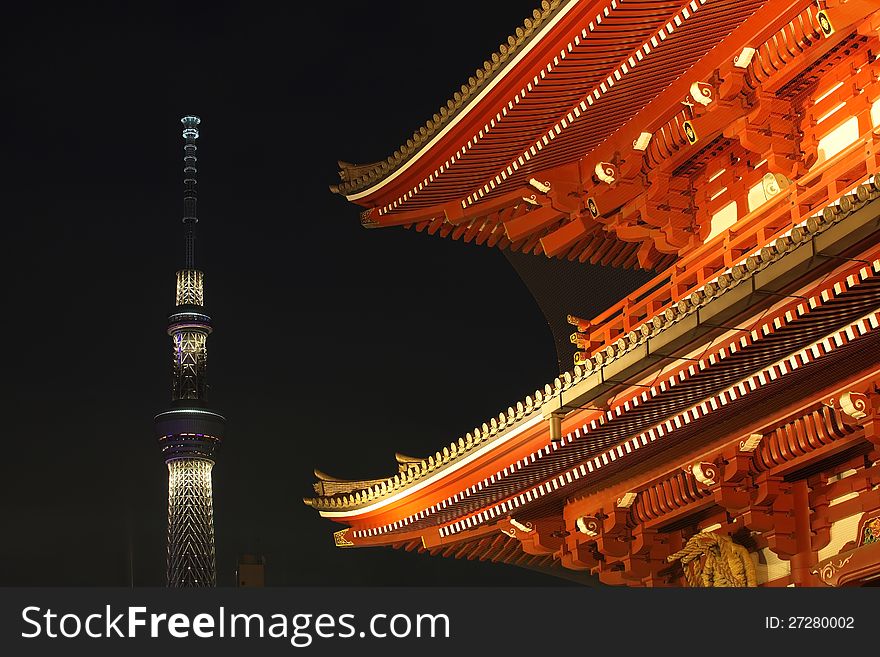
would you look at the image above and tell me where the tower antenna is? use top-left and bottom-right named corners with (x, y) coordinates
top-left (181, 115), bottom-right (200, 269)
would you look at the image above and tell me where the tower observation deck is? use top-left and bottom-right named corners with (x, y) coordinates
top-left (154, 115), bottom-right (225, 587)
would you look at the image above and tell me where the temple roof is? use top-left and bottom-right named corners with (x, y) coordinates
top-left (329, 0), bottom-right (824, 272)
top-left (306, 177), bottom-right (880, 529)
top-left (310, 0), bottom-right (880, 551)
top-left (334, 0), bottom-right (769, 212)
top-left (331, 0), bottom-right (568, 197)
top-left (311, 276), bottom-right (880, 540)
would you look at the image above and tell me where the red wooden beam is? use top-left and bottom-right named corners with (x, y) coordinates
top-left (503, 205), bottom-right (564, 242)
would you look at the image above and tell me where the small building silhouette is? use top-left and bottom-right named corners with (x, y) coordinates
top-left (236, 554), bottom-right (265, 587)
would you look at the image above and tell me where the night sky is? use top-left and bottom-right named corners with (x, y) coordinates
top-left (2, 1), bottom-right (647, 586)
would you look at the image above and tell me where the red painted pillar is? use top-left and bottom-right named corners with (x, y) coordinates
top-left (789, 480), bottom-right (817, 586)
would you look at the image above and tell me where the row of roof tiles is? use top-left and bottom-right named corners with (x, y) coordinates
top-left (353, 252), bottom-right (880, 538)
top-left (331, 0), bottom-right (566, 196)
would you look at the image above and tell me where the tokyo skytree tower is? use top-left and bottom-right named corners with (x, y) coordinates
top-left (154, 116), bottom-right (226, 587)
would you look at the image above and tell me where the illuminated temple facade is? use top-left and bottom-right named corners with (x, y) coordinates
top-left (305, 0), bottom-right (880, 586)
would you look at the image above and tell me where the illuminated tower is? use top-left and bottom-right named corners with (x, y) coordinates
top-left (154, 115), bottom-right (225, 587)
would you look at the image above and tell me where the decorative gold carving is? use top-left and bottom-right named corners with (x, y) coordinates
top-left (576, 516), bottom-right (600, 537)
top-left (667, 532), bottom-right (757, 587)
top-left (733, 47), bottom-right (756, 69)
top-left (501, 518), bottom-right (534, 538)
top-left (510, 519), bottom-right (533, 534)
top-left (689, 81), bottom-right (713, 107)
top-left (632, 132), bottom-right (652, 151)
top-left (761, 172), bottom-right (791, 199)
top-left (839, 391), bottom-right (868, 420)
top-left (812, 556), bottom-right (853, 585)
top-left (333, 528), bottom-right (355, 548)
top-left (528, 178), bottom-right (551, 193)
top-left (739, 433), bottom-right (763, 452)
top-left (685, 461), bottom-right (718, 487)
top-left (616, 492), bottom-right (637, 508)
top-left (594, 162), bottom-right (617, 184)
top-left (862, 517), bottom-right (880, 546)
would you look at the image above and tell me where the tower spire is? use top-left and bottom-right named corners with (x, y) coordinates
top-left (181, 115), bottom-right (200, 269)
top-left (155, 115), bottom-right (225, 587)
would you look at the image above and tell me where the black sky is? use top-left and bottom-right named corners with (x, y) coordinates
top-left (1, 1), bottom-right (647, 586)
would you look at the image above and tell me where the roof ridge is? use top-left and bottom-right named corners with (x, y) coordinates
top-left (330, 0), bottom-right (566, 196)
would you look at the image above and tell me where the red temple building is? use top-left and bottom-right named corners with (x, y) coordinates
top-left (305, 0), bottom-right (880, 586)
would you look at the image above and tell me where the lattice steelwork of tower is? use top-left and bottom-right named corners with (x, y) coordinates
top-left (154, 115), bottom-right (226, 587)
